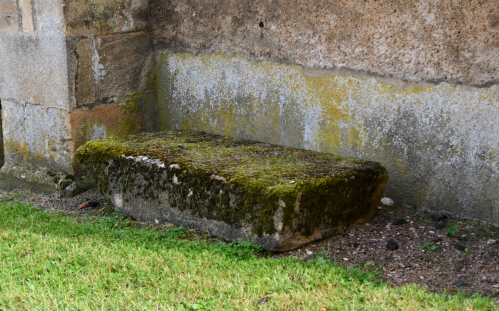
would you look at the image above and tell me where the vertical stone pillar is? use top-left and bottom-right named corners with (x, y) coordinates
top-left (19, 0), bottom-right (34, 34)
top-left (0, 0), bottom-right (74, 194)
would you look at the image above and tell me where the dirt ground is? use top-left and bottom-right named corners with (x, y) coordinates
top-left (1, 188), bottom-right (497, 300)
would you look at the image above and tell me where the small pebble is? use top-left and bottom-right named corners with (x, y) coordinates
top-left (392, 218), bottom-right (407, 225)
top-left (431, 214), bottom-right (448, 222)
top-left (487, 239), bottom-right (497, 246)
top-left (381, 197), bottom-right (394, 206)
top-left (432, 237), bottom-right (443, 243)
top-left (343, 258), bottom-right (349, 261)
top-left (434, 221), bottom-right (445, 229)
top-left (306, 250), bottom-right (313, 256)
top-left (87, 200), bottom-right (99, 208)
top-left (453, 280), bottom-right (465, 287)
top-left (429, 231), bottom-right (435, 234)
top-left (386, 239), bottom-right (399, 250)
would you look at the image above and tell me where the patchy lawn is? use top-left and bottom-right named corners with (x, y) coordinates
top-left (0, 192), bottom-right (497, 310)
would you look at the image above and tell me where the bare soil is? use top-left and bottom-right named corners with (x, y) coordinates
top-left (1, 189), bottom-right (498, 300)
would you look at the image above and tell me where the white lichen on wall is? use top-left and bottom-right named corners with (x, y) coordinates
top-left (156, 52), bottom-right (499, 224)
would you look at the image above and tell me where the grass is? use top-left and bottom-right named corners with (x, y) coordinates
top-left (0, 202), bottom-right (496, 310)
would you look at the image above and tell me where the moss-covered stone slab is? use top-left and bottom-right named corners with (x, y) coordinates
top-left (76, 131), bottom-right (388, 251)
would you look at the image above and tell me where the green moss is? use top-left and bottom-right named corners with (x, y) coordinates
top-left (77, 131), bottom-right (387, 238)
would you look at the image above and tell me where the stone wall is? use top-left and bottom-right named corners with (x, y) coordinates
top-left (0, 0), bottom-right (155, 193)
top-left (0, 0), bottom-right (497, 223)
top-left (151, 0), bottom-right (499, 86)
top-left (151, 0), bottom-right (499, 224)
top-left (64, 0), bottom-right (157, 165)
top-left (0, 0), bottom-right (72, 174)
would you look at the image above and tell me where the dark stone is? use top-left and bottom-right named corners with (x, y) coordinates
top-left (386, 239), bottom-right (399, 250)
top-left (434, 221), bottom-right (445, 229)
top-left (431, 237), bottom-right (443, 243)
top-left (454, 244), bottom-right (466, 251)
top-left (392, 218), bottom-right (407, 225)
top-left (453, 280), bottom-right (465, 287)
top-left (87, 200), bottom-right (99, 207)
top-left (431, 214), bottom-right (448, 221)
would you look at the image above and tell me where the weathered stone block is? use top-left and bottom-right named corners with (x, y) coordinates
top-left (0, 0), bottom-right (19, 32)
top-left (95, 31), bottom-right (153, 99)
top-left (2, 100), bottom-right (72, 172)
top-left (74, 38), bottom-right (96, 106)
top-left (64, 0), bottom-right (149, 36)
top-left (77, 131), bottom-right (388, 251)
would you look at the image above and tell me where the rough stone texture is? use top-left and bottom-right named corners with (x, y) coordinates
top-left (0, 0), bottom-right (73, 187)
top-left (95, 31), bottom-right (153, 99)
top-left (64, 0), bottom-right (149, 36)
top-left (75, 38), bottom-right (97, 106)
top-left (0, 100), bottom-right (3, 167)
top-left (0, 0), bottom-right (497, 227)
top-left (156, 52), bottom-right (499, 225)
top-left (0, 163), bottom-right (74, 194)
top-left (69, 97), bottom-right (143, 169)
top-left (0, 0), bottom-right (18, 32)
top-left (0, 0), bottom-right (71, 110)
top-left (76, 131), bottom-right (388, 251)
top-left (19, 0), bottom-right (34, 34)
top-left (2, 100), bottom-right (72, 172)
top-left (0, 0), bottom-right (154, 194)
top-left (151, 0), bottom-right (499, 86)
top-left (67, 32), bottom-right (154, 107)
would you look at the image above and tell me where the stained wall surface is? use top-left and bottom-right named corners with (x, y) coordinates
top-left (0, 0), bottom-right (154, 174)
top-left (0, 0), bottom-right (72, 171)
top-left (151, 0), bottom-right (499, 86)
top-left (153, 0), bottom-right (499, 224)
top-left (0, 0), bottom-right (498, 223)
top-left (64, 0), bottom-right (156, 165)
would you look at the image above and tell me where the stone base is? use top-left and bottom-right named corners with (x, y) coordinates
top-left (0, 163), bottom-right (95, 197)
top-left (0, 163), bottom-right (59, 194)
top-left (77, 131), bottom-right (388, 251)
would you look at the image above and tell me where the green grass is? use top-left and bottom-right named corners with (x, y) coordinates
top-left (0, 202), bottom-right (496, 310)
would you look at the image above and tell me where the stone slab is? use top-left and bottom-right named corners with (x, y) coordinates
top-left (77, 131), bottom-right (388, 251)
top-left (0, 163), bottom-right (94, 196)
